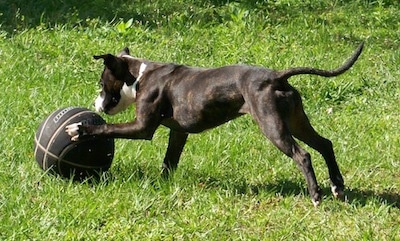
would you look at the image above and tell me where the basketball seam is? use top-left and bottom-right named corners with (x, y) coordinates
top-left (34, 112), bottom-right (55, 168)
top-left (59, 139), bottom-right (113, 169)
top-left (44, 110), bottom-right (93, 170)
top-left (34, 135), bottom-right (60, 160)
top-left (35, 107), bottom-right (83, 168)
top-left (35, 135), bottom-right (112, 169)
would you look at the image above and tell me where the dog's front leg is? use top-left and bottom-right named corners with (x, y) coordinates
top-left (66, 117), bottom-right (160, 141)
top-left (162, 130), bottom-right (188, 177)
top-left (67, 94), bottom-right (164, 141)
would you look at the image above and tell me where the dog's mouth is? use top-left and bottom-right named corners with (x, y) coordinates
top-left (101, 106), bottom-right (120, 116)
top-left (94, 93), bottom-right (121, 115)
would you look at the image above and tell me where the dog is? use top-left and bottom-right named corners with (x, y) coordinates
top-left (66, 42), bottom-right (364, 206)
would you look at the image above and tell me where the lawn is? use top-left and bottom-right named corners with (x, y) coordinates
top-left (0, 0), bottom-right (399, 240)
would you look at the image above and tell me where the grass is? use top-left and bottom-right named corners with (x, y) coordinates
top-left (1, 0), bottom-right (399, 240)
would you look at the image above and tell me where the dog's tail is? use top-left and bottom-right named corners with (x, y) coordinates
top-left (276, 42), bottom-right (364, 80)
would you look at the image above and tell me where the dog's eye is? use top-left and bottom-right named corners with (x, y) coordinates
top-left (111, 97), bottom-right (118, 104)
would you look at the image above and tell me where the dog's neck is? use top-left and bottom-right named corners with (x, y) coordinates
top-left (121, 55), bottom-right (148, 100)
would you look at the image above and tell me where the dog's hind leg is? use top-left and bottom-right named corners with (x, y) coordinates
top-left (162, 130), bottom-right (188, 177)
top-left (288, 105), bottom-right (345, 200)
top-left (251, 102), bottom-right (323, 206)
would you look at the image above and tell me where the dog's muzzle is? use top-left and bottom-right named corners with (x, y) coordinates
top-left (94, 95), bottom-right (105, 113)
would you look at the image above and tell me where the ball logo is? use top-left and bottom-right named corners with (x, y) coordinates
top-left (53, 106), bottom-right (76, 124)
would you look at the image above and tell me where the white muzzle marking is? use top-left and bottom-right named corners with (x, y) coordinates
top-left (95, 95), bottom-right (105, 112)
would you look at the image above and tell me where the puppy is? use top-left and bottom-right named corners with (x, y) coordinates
top-left (67, 43), bottom-right (364, 206)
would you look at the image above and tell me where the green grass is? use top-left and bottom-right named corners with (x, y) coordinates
top-left (1, 0), bottom-right (400, 240)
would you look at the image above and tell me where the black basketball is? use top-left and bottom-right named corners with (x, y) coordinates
top-left (34, 107), bottom-right (115, 179)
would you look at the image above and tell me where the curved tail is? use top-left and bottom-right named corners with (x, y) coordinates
top-left (276, 42), bottom-right (364, 80)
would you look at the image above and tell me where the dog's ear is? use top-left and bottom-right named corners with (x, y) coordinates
top-left (93, 54), bottom-right (116, 66)
top-left (93, 54), bottom-right (126, 77)
top-left (117, 47), bottom-right (130, 57)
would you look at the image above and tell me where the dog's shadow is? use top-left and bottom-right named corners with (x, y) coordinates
top-left (257, 181), bottom-right (399, 208)
top-left (84, 167), bottom-right (400, 209)
top-left (343, 188), bottom-right (400, 208)
top-left (265, 182), bottom-right (399, 208)
top-left (192, 175), bottom-right (400, 208)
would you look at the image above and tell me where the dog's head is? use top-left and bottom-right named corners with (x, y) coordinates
top-left (93, 48), bottom-right (138, 115)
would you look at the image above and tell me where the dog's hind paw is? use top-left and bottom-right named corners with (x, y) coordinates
top-left (331, 185), bottom-right (345, 200)
top-left (312, 199), bottom-right (321, 207)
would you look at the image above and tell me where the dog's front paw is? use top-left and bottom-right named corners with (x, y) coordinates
top-left (65, 122), bottom-right (84, 141)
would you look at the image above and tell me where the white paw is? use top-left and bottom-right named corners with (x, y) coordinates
top-left (65, 122), bottom-right (82, 141)
top-left (312, 199), bottom-right (320, 207)
top-left (331, 185), bottom-right (345, 199)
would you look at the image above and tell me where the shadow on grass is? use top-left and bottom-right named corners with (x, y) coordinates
top-left (192, 174), bottom-right (400, 208)
top-left (1, 0), bottom-right (147, 32)
top-left (0, 0), bottom-right (230, 33)
top-left (69, 163), bottom-right (399, 208)
top-left (344, 188), bottom-right (400, 208)
top-left (4, 0), bottom-right (397, 34)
